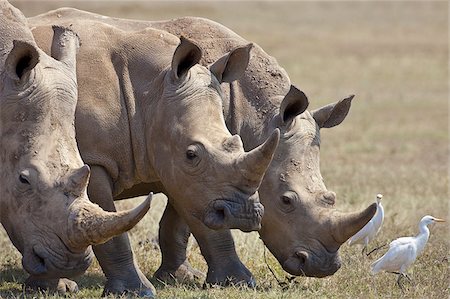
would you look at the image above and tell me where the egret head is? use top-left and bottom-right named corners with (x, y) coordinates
top-left (376, 194), bottom-right (383, 204)
top-left (421, 215), bottom-right (445, 226)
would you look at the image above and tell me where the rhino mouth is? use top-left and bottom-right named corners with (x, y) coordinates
top-left (22, 245), bottom-right (93, 278)
top-left (281, 248), bottom-right (341, 278)
top-left (203, 196), bottom-right (264, 232)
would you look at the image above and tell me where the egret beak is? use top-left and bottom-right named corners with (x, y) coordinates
top-left (434, 218), bottom-right (445, 223)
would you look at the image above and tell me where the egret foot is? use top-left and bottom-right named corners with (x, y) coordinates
top-left (390, 272), bottom-right (412, 293)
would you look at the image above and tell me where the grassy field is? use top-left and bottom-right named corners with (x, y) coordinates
top-left (2, 1), bottom-right (449, 298)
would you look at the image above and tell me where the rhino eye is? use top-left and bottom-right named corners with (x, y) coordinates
top-left (279, 191), bottom-right (297, 213)
top-left (281, 195), bottom-right (291, 205)
top-left (186, 149), bottom-right (197, 160)
top-left (19, 173), bottom-right (30, 185)
top-left (185, 144), bottom-right (202, 167)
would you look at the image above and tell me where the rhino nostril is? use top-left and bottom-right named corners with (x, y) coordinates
top-left (295, 251), bottom-right (308, 266)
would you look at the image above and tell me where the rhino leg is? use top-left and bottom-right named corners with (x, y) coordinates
top-left (160, 203), bottom-right (256, 287)
top-left (193, 228), bottom-right (256, 287)
top-left (154, 202), bottom-right (205, 284)
top-left (88, 166), bottom-right (155, 298)
top-left (24, 277), bottom-right (78, 294)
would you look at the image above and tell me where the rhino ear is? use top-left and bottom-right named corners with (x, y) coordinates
top-left (210, 44), bottom-right (252, 83)
top-left (5, 40), bottom-right (40, 81)
top-left (311, 95), bottom-right (354, 129)
top-left (279, 85), bottom-right (309, 124)
top-left (171, 36), bottom-right (202, 80)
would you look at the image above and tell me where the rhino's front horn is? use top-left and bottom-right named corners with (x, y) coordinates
top-left (331, 203), bottom-right (377, 244)
top-left (238, 129), bottom-right (280, 190)
top-left (68, 193), bottom-right (153, 249)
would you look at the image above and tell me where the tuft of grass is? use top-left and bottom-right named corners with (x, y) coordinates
top-left (2, 1), bottom-right (448, 298)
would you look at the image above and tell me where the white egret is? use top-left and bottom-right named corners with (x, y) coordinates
top-left (371, 215), bottom-right (445, 290)
top-left (348, 194), bottom-right (384, 255)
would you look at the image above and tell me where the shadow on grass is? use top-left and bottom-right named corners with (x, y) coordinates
top-left (0, 265), bottom-right (106, 298)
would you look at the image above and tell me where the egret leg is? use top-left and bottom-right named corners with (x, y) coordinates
top-left (404, 274), bottom-right (412, 282)
top-left (361, 246), bottom-right (367, 255)
top-left (366, 243), bottom-right (387, 256)
top-left (396, 273), bottom-right (405, 292)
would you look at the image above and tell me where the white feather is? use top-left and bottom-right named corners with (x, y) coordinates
top-left (348, 194), bottom-right (384, 247)
top-left (370, 215), bottom-right (444, 275)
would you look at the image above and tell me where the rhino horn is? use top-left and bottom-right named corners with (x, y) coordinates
top-left (51, 25), bottom-right (80, 70)
top-left (331, 203), bottom-right (377, 244)
top-left (238, 129), bottom-right (280, 190)
top-left (68, 193), bottom-right (153, 249)
top-left (66, 165), bottom-right (90, 197)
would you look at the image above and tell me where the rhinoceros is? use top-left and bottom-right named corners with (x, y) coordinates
top-left (149, 20), bottom-right (376, 282)
top-left (29, 8), bottom-right (377, 287)
top-left (28, 10), bottom-right (280, 297)
top-left (0, 1), bottom-right (153, 293)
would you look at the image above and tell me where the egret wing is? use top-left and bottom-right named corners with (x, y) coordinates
top-left (348, 221), bottom-right (373, 245)
top-left (389, 236), bottom-right (413, 248)
top-left (372, 242), bottom-right (415, 273)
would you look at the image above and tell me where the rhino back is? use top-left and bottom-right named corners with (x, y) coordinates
top-left (29, 9), bottom-right (290, 149)
top-left (31, 18), bottom-right (180, 196)
top-left (151, 17), bottom-right (290, 149)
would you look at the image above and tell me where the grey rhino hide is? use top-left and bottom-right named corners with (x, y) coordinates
top-left (28, 7), bottom-right (282, 296)
top-left (28, 8), bottom-right (375, 287)
top-left (1, 1), bottom-right (151, 292)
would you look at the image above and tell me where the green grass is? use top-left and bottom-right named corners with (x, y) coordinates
top-left (2, 1), bottom-right (449, 298)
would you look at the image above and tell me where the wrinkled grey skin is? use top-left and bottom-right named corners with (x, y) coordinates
top-left (29, 8), bottom-right (375, 290)
top-left (0, 1), bottom-right (152, 294)
top-left (28, 11), bottom-right (281, 297)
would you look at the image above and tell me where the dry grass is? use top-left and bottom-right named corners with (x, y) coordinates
top-left (1, 1), bottom-right (449, 298)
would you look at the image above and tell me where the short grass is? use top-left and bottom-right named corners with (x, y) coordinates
top-left (2, 1), bottom-right (449, 298)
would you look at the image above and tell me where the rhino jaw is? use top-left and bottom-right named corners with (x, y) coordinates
top-left (203, 194), bottom-right (264, 232)
top-left (22, 245), bottom-right (93, 278)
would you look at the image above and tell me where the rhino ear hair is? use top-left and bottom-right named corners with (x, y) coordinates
top-left (5, 40), bottom-right (40, 81)
top-left (279, 85), bottom-right (309, 124)
top-left (311, 95), bottom-right (354, 129)
top-left (210, 43), bottom-right (252, 83)
top-left (171, 36), bottom-right (202, 80)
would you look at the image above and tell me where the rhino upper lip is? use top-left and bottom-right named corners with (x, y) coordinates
top-left (31, 244), bottom-right (92, 277)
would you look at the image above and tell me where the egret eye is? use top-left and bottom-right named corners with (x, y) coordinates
top-left (19, 173), bottom-right (30, 185)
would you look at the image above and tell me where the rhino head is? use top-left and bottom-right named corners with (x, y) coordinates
top-left (0, 1), bottom-right (151, 279)
top-left (259, 87), bottom-right (376, 277)
top-left (149, 37), bottom-right (280, 232)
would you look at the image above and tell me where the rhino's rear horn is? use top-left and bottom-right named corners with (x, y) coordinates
top-left (66, 165), bottom-right (90, 197)
top-left (51, 25), bottom-right (80, 70)
top-left (332, 203), bottom-right (377, 244)
top-left (5, 40), bottom-right (40, 81)
top-left (238, 128), bottom-right (280, 191)
top-left (68, 193), bottom-right (153, 249)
